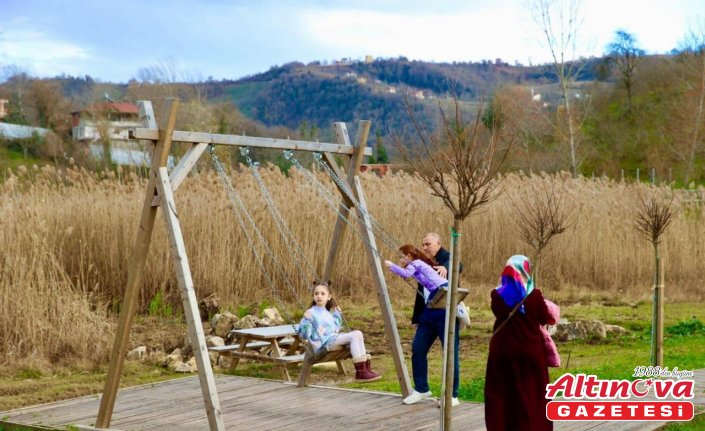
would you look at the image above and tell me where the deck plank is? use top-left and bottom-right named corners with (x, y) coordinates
top-left (0, 370), bottom-right (702, 431)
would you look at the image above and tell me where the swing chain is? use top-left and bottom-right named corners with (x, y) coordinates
top-left (285, 152), bottom-right (423, 298)
top-left (244, 154), bottom-right (320, 283)
top-left (302, 153), bottom-right (421, 295)
top-left (209, 147), bottom-right (302, 331)
top-left (313, 153), bottom-right (402, 255)
top-left (222, 148), bottom-right (357, 332)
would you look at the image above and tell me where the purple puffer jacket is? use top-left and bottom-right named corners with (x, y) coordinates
top-left (388, 259), bottom-right (448, 302)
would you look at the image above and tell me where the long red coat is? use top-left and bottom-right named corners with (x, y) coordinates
top-left (485, 288), bottom-right (555, 431)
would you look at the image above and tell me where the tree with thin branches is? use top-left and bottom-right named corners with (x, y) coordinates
top-left (395, 95), bottom-right (511, 429)
top-left (675, 27), bottom-right (705, 185)
top-left (529, 0), bottom-right (589, 178)
top-left (510, 173), bottom-right (579, 283)
top-left (606, 30), bottom-right (645, 112)
top-left (635, 193), bottom-right (673, 367)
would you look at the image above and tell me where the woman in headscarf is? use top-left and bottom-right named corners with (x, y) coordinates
top-left (484, 255), bottom-right (556, 431)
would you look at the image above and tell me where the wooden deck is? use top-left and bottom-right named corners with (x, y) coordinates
top-left (1, 371), bottom-right (702, 431)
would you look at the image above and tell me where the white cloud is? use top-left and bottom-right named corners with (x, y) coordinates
top-left (1, 0), bottom-right (703, 81)
top-left (0, 28), bottom-right (91, 77)
top-left (302, 1), bottom-right (700, 66)
top-left (302, 7), bottom-right (558, 64)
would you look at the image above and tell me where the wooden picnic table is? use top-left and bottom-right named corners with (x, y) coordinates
top-left (210, 324), bottom-right (305, 381)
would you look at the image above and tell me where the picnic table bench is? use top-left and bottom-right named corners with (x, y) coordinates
top-left (209, 324), bottom-right (351, 382)
top-left (209, 324), bottom-right (305, 381)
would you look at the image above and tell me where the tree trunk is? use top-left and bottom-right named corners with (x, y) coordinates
top-left (651, 244), bottom-right (664, 367)
top-left (102, 139), bottom-right (112, 168)
top-left (442, 219), bottom-right (462, 429)
top-left (560, 79), bottom-right (578, 178)
top-left (533, 248), bottom-right (543, 288)
top-left (684, 53), bottom-right (705, 185)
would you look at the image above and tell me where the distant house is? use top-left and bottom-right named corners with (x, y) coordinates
top-left (364, 55), bottom-right (374, 64)
top-left (413, 90), bottom-right (425, 100)
top-left (71, 102), bottom-right (141, 143)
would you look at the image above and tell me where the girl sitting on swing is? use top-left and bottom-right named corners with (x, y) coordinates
top-left (297, 280), bottom-right (382, 383)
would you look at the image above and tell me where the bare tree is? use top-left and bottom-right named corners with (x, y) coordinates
top-left (136, 57), bottom-right (181, 84)
top-left (635, 193), bottom-right (673, 366)
top-left (510, 173), bottom-right (578, 283)
top-left (676, 27), bottom-right (705, 184)
top-left (529, 0), bottom-right (588, 178)
top-left (488, 85), bottom-right (554, 171)
top-left (95, 116), bottom-right (113, 169)
top-left (129, 57), bottom-right (198, 111)
top-left (606, 29), bottom-right (645, 112)
top-left (396, 96), bottom-right (511, 429)
top-left (1, 66), bottom-right (31, 126)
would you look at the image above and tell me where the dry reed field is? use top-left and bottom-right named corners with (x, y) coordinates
top-left (1, 162), bottom-right (704, 365)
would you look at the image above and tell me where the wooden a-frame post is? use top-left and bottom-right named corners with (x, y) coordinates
top-left (97, 100), bottom-right (410, 430)
top-left (319, 121), bottom-right (412, 396)
top-left (96, 99), bottom-right (224, 431)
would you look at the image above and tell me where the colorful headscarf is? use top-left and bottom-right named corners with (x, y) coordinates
top-left (495, 255), bottom-right (534, 313)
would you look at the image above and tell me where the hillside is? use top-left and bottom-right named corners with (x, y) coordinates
top-left (201, 58), bottom-right (600, 135)
top-left (18, 57), bottom-right (599, 140)
top-left (8, 53), bottom-right (705, 182)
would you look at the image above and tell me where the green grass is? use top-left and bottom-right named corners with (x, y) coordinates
top-left (0, 147), bottom-right (43, 173)
top-left (148, 289), bottom-right (175, 318)
top-left (0, 362), bottom-right (182, 412)
top-left (335, 301), bottom-right (705, 403)
top-left (336, 335), bottom-right (705, 402)
top-left (0, 422), bottom-right (61, 430)
top-left (2, 300), bottom-right (704, 423)
top-left (660, 413), bottom-right (705, 430)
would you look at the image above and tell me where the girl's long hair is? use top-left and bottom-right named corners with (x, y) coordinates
top-left (398, 244), bottom-right (437, 266)
top-left (309, 280), bottom-right (338, 311)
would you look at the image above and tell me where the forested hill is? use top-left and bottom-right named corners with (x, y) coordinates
top-left (13, 53), bottom-right (705, 182)
top-left (43, 57), bottom-right (601, 136)
top-left (200, 57), bottom-right (601, 132)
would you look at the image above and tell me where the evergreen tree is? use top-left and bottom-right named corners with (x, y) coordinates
top-left (374, 129), bottom-right (388, 163)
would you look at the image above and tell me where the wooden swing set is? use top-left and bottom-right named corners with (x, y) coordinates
top-left (95, 98), bottom-right (412, 431)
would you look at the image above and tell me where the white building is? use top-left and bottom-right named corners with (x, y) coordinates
top-left (71, 102), bottom-right (141, 143)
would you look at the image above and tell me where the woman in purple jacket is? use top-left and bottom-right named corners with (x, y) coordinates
top-left (384, 244), bottom-right (461, 406)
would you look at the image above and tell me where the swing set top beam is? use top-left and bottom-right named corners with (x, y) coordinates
top-left (132, 128), bottom-right (373, 156)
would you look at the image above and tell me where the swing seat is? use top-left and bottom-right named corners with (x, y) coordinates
top-left (428, 287), bottom-right (469, 309)
top-left (297, 342), bottom-right (352, 387)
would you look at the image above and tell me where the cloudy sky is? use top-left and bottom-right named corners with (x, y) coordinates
top-left (1, 0), bottom-right (703, 83)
